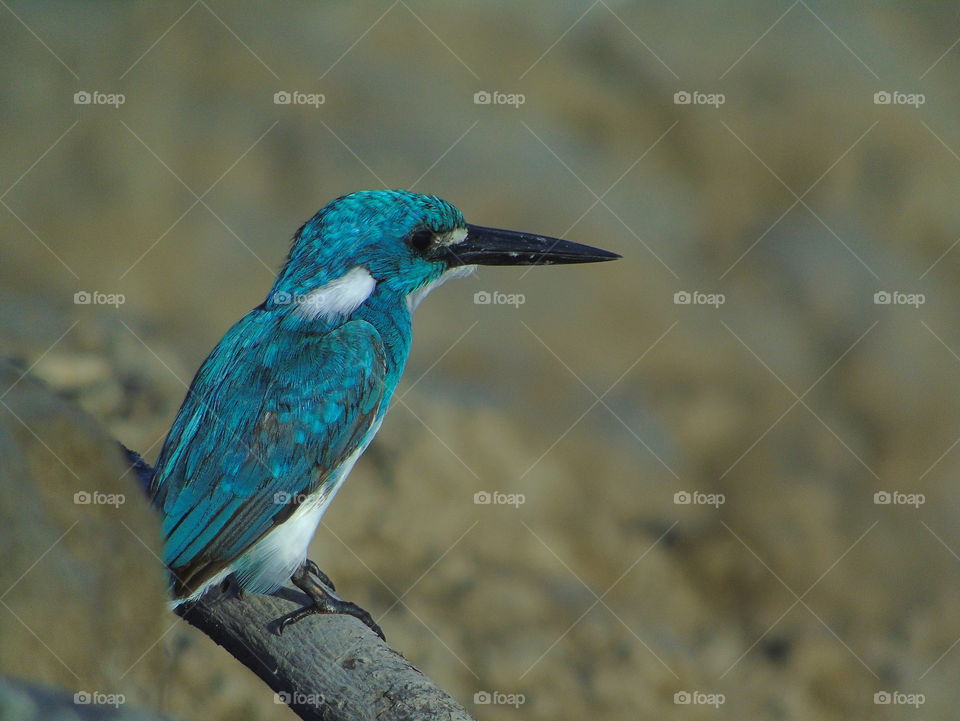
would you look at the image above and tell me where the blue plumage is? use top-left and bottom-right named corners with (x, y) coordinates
top-left (148, 189), bottom-right (619, 635)
top-left (152, 317), bottom-right (386, 596)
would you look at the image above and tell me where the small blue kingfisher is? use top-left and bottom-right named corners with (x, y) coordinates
top-left (148, 190), bottom-right (619, 638)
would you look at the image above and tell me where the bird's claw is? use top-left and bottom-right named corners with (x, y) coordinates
top-left (304, 558), bottom-right (335, 591)
top-left (275, 560), bottom-right (384, 640)
top-left (342, 601), bottom-right (385, 640)
top-left (276, 597), bottom-right (385, 640)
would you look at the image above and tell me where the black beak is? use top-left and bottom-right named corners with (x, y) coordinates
top-left (443, 224), bottom-right (621, 267)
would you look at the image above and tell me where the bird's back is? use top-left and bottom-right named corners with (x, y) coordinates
top-left (149, 307), bottom-right (392, 600)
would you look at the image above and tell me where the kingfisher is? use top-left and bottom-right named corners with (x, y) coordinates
top-left (148, 190), bottom-right (619, 638)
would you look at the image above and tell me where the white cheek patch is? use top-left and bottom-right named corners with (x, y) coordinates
top-left (297, 266), bottom-right (376, 321)
top-left (436, 227), bottom-right (467, 247)
top-left (407, 265), bottom-right (476, 312)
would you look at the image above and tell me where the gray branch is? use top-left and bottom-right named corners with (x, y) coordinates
top-left (175, 587), bottom-right (473, 721)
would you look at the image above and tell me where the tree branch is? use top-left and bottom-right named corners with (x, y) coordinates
top-left (176, 587), bottom-right (473, 721)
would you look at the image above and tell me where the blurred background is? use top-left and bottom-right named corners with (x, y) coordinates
top-left (2, 1), bottom-right (960, 719)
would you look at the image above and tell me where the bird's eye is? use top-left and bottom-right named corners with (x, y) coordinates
top-left (408, 229), bottom-right (434, 252)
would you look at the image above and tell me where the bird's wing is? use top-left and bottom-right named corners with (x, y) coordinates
top-left (149, 318), bottom-right (387, 598)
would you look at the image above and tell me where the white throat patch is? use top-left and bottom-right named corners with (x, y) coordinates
top-left (297, 266), bottom-right (376, 321)
top-left (406, 265), bottom-right (476, 312)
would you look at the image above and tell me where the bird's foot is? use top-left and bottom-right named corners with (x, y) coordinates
top-left (276, 562), bottom-right (384, 640)
top-left (219, 573), bottom-right (244, 600)
top-left (304, 558), bottom-right (335, 591)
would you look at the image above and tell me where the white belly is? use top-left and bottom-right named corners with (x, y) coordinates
top-left (231, 435), bottom-right (371, 593)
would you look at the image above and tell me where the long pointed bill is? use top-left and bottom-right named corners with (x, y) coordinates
top-left (443, 224), bottom-right (621, 266)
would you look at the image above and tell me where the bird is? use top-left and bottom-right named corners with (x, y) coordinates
top-left (148, 189), bottom-right (619, 638)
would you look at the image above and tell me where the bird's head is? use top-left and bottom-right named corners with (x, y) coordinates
top-left (269, 189), bottom-right (619, 315)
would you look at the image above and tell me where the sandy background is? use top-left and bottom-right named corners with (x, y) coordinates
top-left (3, 2), bottom-right (960, 719)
